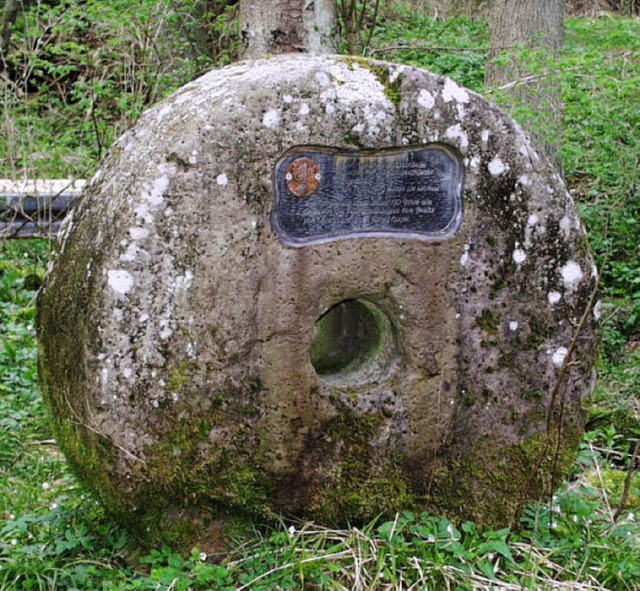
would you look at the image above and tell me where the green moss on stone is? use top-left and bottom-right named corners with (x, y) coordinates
top-left (476, 308), bottom-right (500, 334)
top-left (165, 360), bottom-right (198, 393)
top-left (521, 389), bottom-right (542, 401)
top-left (306, 413), bottom-right (415, 523)
top-left (428, 428), bottom-right (582, 528)
top-left (498, 351), bottom-right (515, 369)
top-left (113, 412), bottom-right (273, 548)
top-left (338, 57), bottom-right (403, 111)
top-left (526, 314), bottom-right (553, 350)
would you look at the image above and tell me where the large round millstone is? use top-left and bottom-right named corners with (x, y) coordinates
top-left (38, 55), bottom-right (599, 549)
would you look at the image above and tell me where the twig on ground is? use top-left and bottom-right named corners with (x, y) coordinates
top-left (370, 44), bottom-right (509, 56)
top-left (234, 549), bottom-right (353, 591)
top-left (590, 442), bottom-right (615, 522)
top-left (613, 439), bottom-right (640, 522)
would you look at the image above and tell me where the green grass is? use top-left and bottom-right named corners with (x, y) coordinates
top-left (1, 8), bottom-right (639, 591)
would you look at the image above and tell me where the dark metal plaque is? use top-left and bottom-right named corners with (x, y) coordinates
top-left (271, 145), bottom-right (463, 247)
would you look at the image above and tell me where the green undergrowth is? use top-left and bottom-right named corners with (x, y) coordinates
top-left (1, 8), bottom-right (639, 591)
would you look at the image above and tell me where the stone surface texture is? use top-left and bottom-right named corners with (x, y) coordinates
top-left (38, 55), bottom-right (599, 549)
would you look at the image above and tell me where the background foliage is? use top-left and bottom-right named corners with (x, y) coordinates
top-left (0, 1), bottom-right (638, 589)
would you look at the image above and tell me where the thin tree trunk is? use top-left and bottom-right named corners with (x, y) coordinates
top-left (240, 0), bottom-right (337, 59)
top-left (1, 0), bottom-right (20, 65)
top-left (485, 0), bottom-right (565, 164)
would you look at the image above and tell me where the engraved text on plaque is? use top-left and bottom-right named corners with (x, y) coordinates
top-left (271, 145), bottom-right (463, 246)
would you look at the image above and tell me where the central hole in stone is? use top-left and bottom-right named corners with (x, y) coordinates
top-left (310, 299), bottom-right (394, 383)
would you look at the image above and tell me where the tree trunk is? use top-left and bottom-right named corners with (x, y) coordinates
top-left (1, 0), bottom-right (20, 65)
top-left (240, 0), bottom-right (337, 59)
top-left (485, 0), bottom-right (565, 164)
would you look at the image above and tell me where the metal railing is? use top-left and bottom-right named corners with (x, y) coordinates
top-left (0, 179), bottom-right (85, 239)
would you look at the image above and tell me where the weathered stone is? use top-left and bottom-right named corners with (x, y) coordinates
top-left (38, 55), bottom-right (599, 550)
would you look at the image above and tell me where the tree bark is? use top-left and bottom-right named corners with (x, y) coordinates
top-left (485, 0), bottom-right (565, 163)
top-left (240, 0), bottom-right (337, 59)
top-left (1, 0), bottom-right (20, 65)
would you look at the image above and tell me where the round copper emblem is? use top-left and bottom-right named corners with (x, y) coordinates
top-left (285, 158), bottom-right (322, 198)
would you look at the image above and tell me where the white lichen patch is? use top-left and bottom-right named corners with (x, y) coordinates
top-left (160, 328), bottom-right (173, 340)
top-left (417, 89), bottom-right (435, 110)
top-left (101, 367), bottom-right (110, 388)
top-left (548, 291), bottom-right (562, 305)
top-left (460, 244), bottom-right (471, 267)
top-left (559, 215), bottom-right (572, 236)
top-left (262, 109), bottom-right (281, 128)
top-left (133, 203), bottom-right (153, 224)
top-left (388, 64), bottom-right (406, 84)
top-left (319, 86), bottom-right (337, 103)
top-left (142, 174), bottom-right (170, 206)
top-left (519, 142), bottom-right (531, 159)
top-left (107, 269), bottom-right (135, 295)
top-left (560, 261), bottom-right (583, 290)
top-left (324, 64), bottom-right (392, 120)
top-left (481, 130), bottom-right (490, 150)
top-left (552, 347), bottom-right (568, 368)
top-left (488, 157), bottom-right (508, 177)
top-left (512, 248), bottom-right (527, 265)
top-left (129, 227), bottom-right (149, 241)
top-left (216, 173), bottom-right (228, 186)
top-left (90, 168), bottom-right (103, 186)
top-left (175, 271), bottom-right (194, 291)
top-left (524, 213), bottom-right (546, 247)
top-left (442, 78), bottom-right (469, 103)
top-left (58, 210), bottom-right (76, 247)
top-left (593, 300), bottom-right (603, 320)
top-left (120, 241), bottom-right (147, 264)
top-left (445, 124), bottom-right (468, 150)
top-left (315, 69), bottom-right (333, 86)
